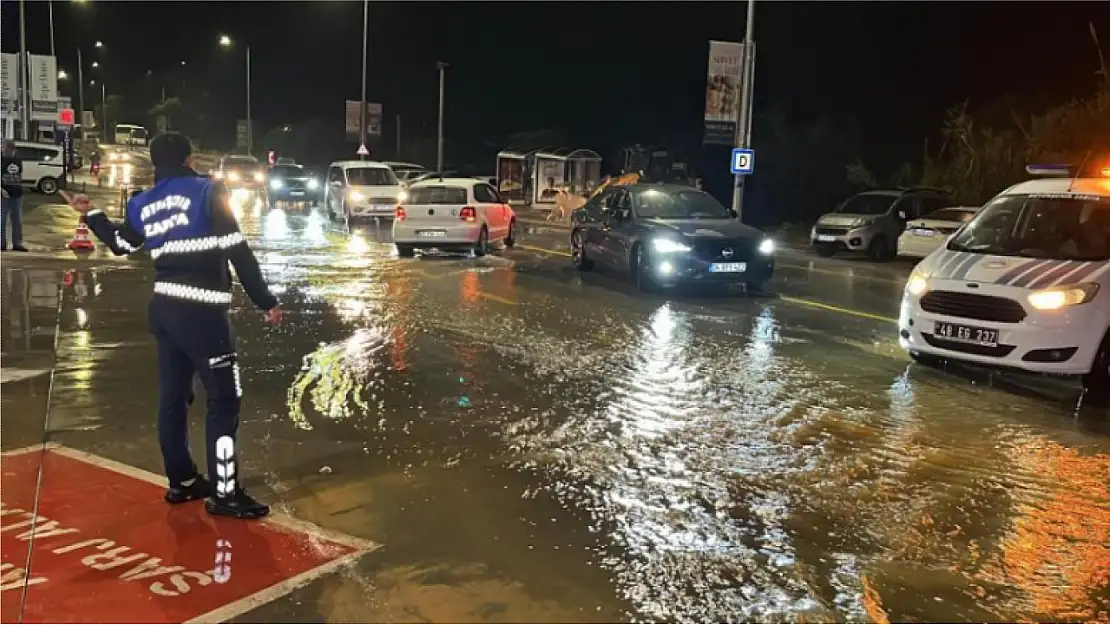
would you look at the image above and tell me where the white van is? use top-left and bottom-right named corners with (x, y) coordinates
top-left (323, 160), bottom-right (406, 223)
top-left (900, 164), bottom-right (1110, 395)
top-left (11, 141), bottom-right (65, 195)
top-left (114, 123), bottom-right (148, 147)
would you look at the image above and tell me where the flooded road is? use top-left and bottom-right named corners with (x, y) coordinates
top-left (3, 205), bottom-right (1108, 622)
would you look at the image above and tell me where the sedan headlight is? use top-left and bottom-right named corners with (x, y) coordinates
top-left (652, 238), bottom-right (691, 254)
top-left (905, 271), bottom-right (929, 296)
top-left (349, 190), bottom-right (366, 202)
top-left (1027, 283), bottom-right (1099, 311)
top-left (253, 171), bottom-right (265, 183)
top-left (758, 238), bottom-right (775, 255)
top-left (270, 179), bottom-right (283, 190)
top-left (306, 178), bottom-right (319, 190)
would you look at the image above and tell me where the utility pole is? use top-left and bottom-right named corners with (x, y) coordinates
top-left (101, 82), bottom-right (107, 136)
top-left (395, 114), bottom-right (401, 157)
top-left (359, 0), bottom-right (369, 160)
top-left (48, 0), bottom-right (56, 57)
top-left (77, 47), bottom-right (84, 135)
top-left (731, 0), bottom-right (757, 221)
top-left (19, 0), bottom-right (29, 139)
top-left (245, 46), bottom-right (252, 154)
top-left (436, 61), bottom-right (447, 173)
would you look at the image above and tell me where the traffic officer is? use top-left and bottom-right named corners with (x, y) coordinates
top-left (60, 132), bottom-right (280, 520)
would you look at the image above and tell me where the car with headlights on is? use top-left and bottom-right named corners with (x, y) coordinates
top-left (323, 160), bottom-right (407, 224)
top-left (812, 187), bottom-right (953, 260)
top-left (392, 177), bottom-right (516, 257)
top-left (896, 205), bottom-right (979, 259)
top-left (213, 154), bottom-right (268, 206)
top-left (570, 183), bottom-right (775, 292)
top-left (266, 164), bottom-right (321, 209)
top-left (899, 164), bottom-right (1110, 400)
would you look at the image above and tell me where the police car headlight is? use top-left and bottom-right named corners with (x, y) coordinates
top-left (253, 171), bottom-right (265, 183)
top-left (905, 271), bottom-right (929, 296)
top-left (270, 179), bottom-right (283, 190)
top-left (1027, 283), bottom-right (1099, 311)
top-left (758, 238), bottom-right (774, 255)
top-left (652, 238), bottom-right (691, 254)
top-left (306, 178), bottom-right (319, 190)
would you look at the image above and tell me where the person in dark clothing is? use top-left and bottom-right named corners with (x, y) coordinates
top-left (1, 139), bottom-right (28, 252)
top-left (60, 132), bottom-right (281, 520)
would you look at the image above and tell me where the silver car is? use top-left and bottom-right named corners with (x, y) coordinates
top-left (810, 187), bottom-right (952, 261)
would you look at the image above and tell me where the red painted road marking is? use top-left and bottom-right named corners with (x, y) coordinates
top-left (1, 445), bottom-right (377, 624)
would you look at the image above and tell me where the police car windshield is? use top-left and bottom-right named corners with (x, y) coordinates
top-left (634, 188), bottom-right (731, 219)
top-left (947, 194), bottom-right (1110, 261)
top-left (836, 193), bottom-right (895, 215)
top-left (346, 167), bottom-right (398, 186)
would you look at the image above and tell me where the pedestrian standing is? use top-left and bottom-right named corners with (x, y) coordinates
top-left (1, 139), bottom-right (28, 252)
top-left (60, 132), bottom-right (281, 520)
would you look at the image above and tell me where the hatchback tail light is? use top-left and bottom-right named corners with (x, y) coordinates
top-left (459, 206), bottom-right (477, 222)
top-left (395, 205), bottom-right (407, 220)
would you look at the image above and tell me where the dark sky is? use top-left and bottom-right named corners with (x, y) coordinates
top-left (4, 1), bottom-right (1108, 163)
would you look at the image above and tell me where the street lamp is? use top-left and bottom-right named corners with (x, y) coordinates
top-left (91, 61), bottom-right (99, 68)
top-left (58, 69), bottom-right (68, 80)
top-left (94, 40), bottom-right (103, 48)
top-left (219, 35), bottom-right (252, 154)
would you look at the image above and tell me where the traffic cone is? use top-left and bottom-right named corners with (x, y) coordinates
top-left (67, 215), bottom-right (96, 252)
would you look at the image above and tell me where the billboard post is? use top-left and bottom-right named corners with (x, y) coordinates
top-left (731, 0), bottom-right (757, 221)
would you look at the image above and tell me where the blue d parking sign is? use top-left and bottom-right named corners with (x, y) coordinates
top-left (730, 148), bottom-right (755, 175)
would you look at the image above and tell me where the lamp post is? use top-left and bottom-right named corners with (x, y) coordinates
top-left (730, 0), bottom-right (757, 220)
top-left (436, 61), bottom-right (447, 173)
top-left (219, 35), bottom-right (251, 154)
top-left (19, 0), bottom-right (29, 139)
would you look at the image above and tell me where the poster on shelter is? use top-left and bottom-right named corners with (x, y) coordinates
top-left (703, 40), bottom-right (744, 145)
top-left (497, 157), bottom-right (525, 204)
top-left (533, 159), bottom-right (565, 204)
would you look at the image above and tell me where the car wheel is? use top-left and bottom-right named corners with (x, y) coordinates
top-left (396, 245), bottom-right (415, 258)
top-left (815, 243), bottom-right (835, 257)
top-left (473, 226), bottom-right (489, 257)
top-left (867, 235), bottom-right (892, 261)
top-left (571, 229), bottom-right (593, 271)
top-left (504, 219), bottom-right (517, 248)
top-left (1082, 331), bottom-right (1110, 406)
top-left (633, 244), bottom-right (657, 292)
top-left (38, 177), bottom-right (59, 195)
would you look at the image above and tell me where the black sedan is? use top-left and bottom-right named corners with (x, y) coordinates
top-left (570, 183), bottom-right (775, 292)
top-left (266, 164), bottom-right (322, 209)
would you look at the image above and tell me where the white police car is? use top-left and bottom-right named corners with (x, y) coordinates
top-left (899, 164), bottom-right (1110, 394)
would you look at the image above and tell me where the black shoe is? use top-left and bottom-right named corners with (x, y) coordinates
top-left (11, 245), bottom-right (28, 252)
top-left (205, 490), bottom-right (271, 520)
top-left (165, 475), bottom-right (213, 504)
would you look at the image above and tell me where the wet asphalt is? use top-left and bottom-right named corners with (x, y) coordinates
top-left (2, 203), bottom-right (1108, 623)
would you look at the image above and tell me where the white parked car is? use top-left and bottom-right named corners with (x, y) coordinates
top-left (11, 141), bottom-right (65, 195)
top-left (900, 165), bottom-right (1110, 397)
top-left (392, 177), bottom-right (517, 257)
top-left (382, 161), bottom-right (429, 186)
top-left (323, 160), bottom-right (406, 223)
top-left (897, 206), bottom-right (979, 258)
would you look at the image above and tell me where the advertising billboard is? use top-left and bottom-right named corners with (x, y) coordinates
top-left (703, 40), bottom-right (744, 146)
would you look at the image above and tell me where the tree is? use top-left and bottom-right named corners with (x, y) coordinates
top-left (149, 97), bottom-right (189, 131)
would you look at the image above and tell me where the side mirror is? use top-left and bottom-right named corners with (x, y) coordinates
top-left (897, 210), bottom-right (907, 220)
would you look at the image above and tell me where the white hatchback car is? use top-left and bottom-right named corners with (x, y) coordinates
top-left (900, 167), bottom-right (1110, 395)
top-left (323, 160), bottom-right (406, 223)
top-left (11, 141), bottom-right (65, 195)
top-left (392, 177), bottom-right (518, 257)
top-left (896, 205), bottom-right (979, 258)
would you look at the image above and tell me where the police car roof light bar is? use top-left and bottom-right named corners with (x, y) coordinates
top-left (1025, 164), bottom-right (1074, 177)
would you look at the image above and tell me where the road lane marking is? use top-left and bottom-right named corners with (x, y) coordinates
top-left (777, 263), bottom-right (905, 285)
top-left (478, 292), bottom-right (519, 306)
top-left (519, 244), bottom-right (571, 257)
top-left (778, 296), bottom-right (898, 324)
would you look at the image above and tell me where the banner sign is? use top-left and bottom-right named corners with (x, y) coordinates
top-left (703, 40), bottom-right (744, 146)
top-left (28, 53), bottom-right (59, 121)
top-left (0, 53), bottom-right (19, 115)
top-left (344, 101), bottom-right (382, 138)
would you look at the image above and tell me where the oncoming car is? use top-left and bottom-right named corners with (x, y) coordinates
top-left (897, 205), bottom-right (980, 258)
top-left (266, 164), bottom-right (321, 209)
top-left (899, 165), bottom-right (1110, 398)
top-left (213, 154), bottom-right (268, 206)
top-left (570, 183), bottom-right (775, 292)
top-left (392, 177), bottom-right (517, 257)
top-left (324, 160), bottom-right (406, 223)
top-left (812, 187), bottom-right (953, 260)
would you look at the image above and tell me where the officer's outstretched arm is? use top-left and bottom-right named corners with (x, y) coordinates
top-left (208, 182), bottom-right (279, 311)
top-left (59, 190), bottom-right (145, 256)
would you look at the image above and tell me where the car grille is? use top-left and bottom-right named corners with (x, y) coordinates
top-left (692, 240), bottom-right (754, 262)
top-left (921, 334), bottom-right (1016, 357)
top-left (280, 179), bottom-right (306, 191)
top-left (919, 290), bottom-right (1027, 323)
top-left (815, 226), bottom-right (848, 236)
top-left (367, 196), bottom-right (396, 205)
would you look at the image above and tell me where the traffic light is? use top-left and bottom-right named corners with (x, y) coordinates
top-left (58, 108), bottom-right (75, 126)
